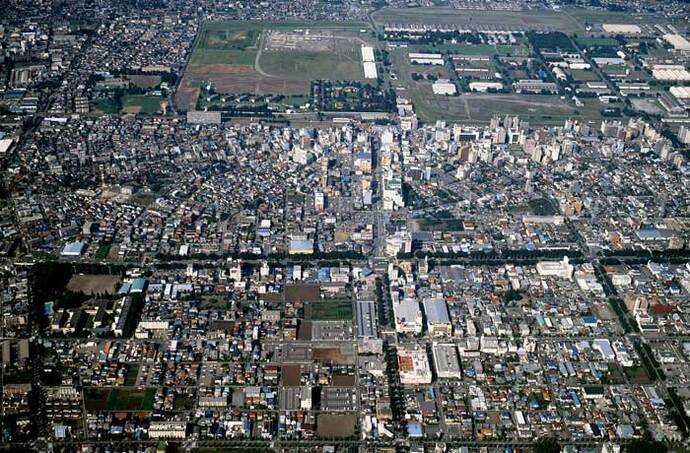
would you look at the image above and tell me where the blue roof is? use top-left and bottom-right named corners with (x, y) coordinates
top-left (407, 422), bottom-right (423, 436)
top-left (61, 241), bottom-right (85, 255)
top-left (131, 278), bottom-right (146, 292)
top-left (118, 283), bottom-right (131, 294)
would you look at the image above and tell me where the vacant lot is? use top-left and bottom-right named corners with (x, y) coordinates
top-left (67, 274), bottom-right (120, 296)
top-left (317, 413), bottom-right (357, 438)
top-left (313, 346), bottom-right (355, 365)
top-left (282, 364), bottom-right (302, 386)
top-left (285, 284), bottom-right (320, 303)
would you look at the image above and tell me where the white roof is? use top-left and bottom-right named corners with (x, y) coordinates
top-left (670, 86), bottom-right (690, 99)
top-left (361, 46), bottom-right (375, 63)
top-left (663, 33), bottom-right (690, 51)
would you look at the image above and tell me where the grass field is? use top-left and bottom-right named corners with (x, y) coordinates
top-left (259, 49), bottom-right (363, 81)
top-left (84, 387), bottom-right (155, 411)
top-left (94, 245), bottom-right (111, 259)
top-left (94, 97), bottom-right (119, 113)
top-left (176, 21), bottom-right (372, 110)
top-left (304, 299), bottom-right (353, 320)
top-left (121, 95), bottom-right (164, 114)
top-left (415, 218), bottom-right (464, 231)
top-left (570, 69), bottom-right (600, 82)
top-left (189, 49), bottom-right (258, 65)
top-left (199, 28), bottom-right (260, 50)
top-left (106, 388), bottom-right (156, 411)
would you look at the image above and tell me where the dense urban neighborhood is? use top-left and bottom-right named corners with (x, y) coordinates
top-left (1, 0), bottom-right (690, 453)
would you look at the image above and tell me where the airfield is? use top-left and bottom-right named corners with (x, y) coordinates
top-left (175, 7), bottom-right (690, 125)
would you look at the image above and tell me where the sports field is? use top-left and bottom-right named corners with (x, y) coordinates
top-left (121, 95), bottom-right (164, 114)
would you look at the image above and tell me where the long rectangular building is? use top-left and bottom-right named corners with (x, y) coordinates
top-left (432, 343), bottom-right (462, 379)
top-left (356, 300), bottom-right (377, 338)
top-left (361, 46), bottom-right (378, 79)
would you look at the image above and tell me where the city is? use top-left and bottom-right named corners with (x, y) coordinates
top-left (1, 0), bottom-right (690, 453)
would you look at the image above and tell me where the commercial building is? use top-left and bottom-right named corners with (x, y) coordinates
top-left (148, 421), bottom-right (187, 439)
top-left (289, 239), bottom-right (314, 255)
top-left (422, 297), bottom-right (452, 336)
top-left (397, 346), bottom-right (432, 384)
top-left (536, 256), bottom-right (574, 280)
top-left (432, 343), bottom-right (462, 379)
top-left (469, 81), bottom-right (503, 92)
top-left (513, 79), bottom-right (558, 94)
top-left (393, 300), bottom-right (422, 334)
top-left (652, 65), bottom-right (690, 81)
top-left (61, 240), bottom-right (85, 256)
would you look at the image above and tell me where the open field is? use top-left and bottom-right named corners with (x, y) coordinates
top-left (317, 413), bottom-right (357, 438)
top-left (176, 21), bottom-right (372, 110)
top-left (372, 7), bottom-right (584, 33)
top-left (84, 387), bottom-right (155, 412)
top-left (304, 298), bottom-right (353, 320)
top-left (260, 49), bottom-right (363, 81)
top-left (128, 74), bottom-right (161, 88)
top-left (66, 274), bottom-right (120, 296)
top-left (415, 92), bottom-right (603, 125)
top-left (121, 95), bottom-right (164, 114)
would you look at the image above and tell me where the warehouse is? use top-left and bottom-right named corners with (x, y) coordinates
top-left (423, 297), bottom-right (452, 336)
top-left (663, 33), bottom-right (690, 52)
top-left (432, 79), bottom-right (457, 96)
top-left (432, 343), bottom-right (462, 379)
top-left (363, 61), bottom-right (378, 79)
top-left (652, 65), bottom-right (690, 81)
top-left (361, 45), bottom-right (378, 79)
top-left (409, 52), bottom-right (444, 65)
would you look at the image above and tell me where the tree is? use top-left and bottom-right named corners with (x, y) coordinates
top-left (533, 437), bottom-right (560, 453)
top-left (625, 436), bottom-right (667, 453)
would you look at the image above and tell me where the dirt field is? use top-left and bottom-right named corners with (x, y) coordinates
top-left (313, 346), bottom-right (354, 365)
top-left (282, 364), bottom-right (302, 386)
top-left (317, 413), bottom-right (357, 438)
top-left (285, 284), bottom-right (321, 303)
top-left (176, 62), bottom-right (309, 110)
top-left (128, 74), bottom-right (161, 88)
top-left (331, 374), bottom-right (356, 386)
top-left (67, 274), bottom-right (120, 295)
